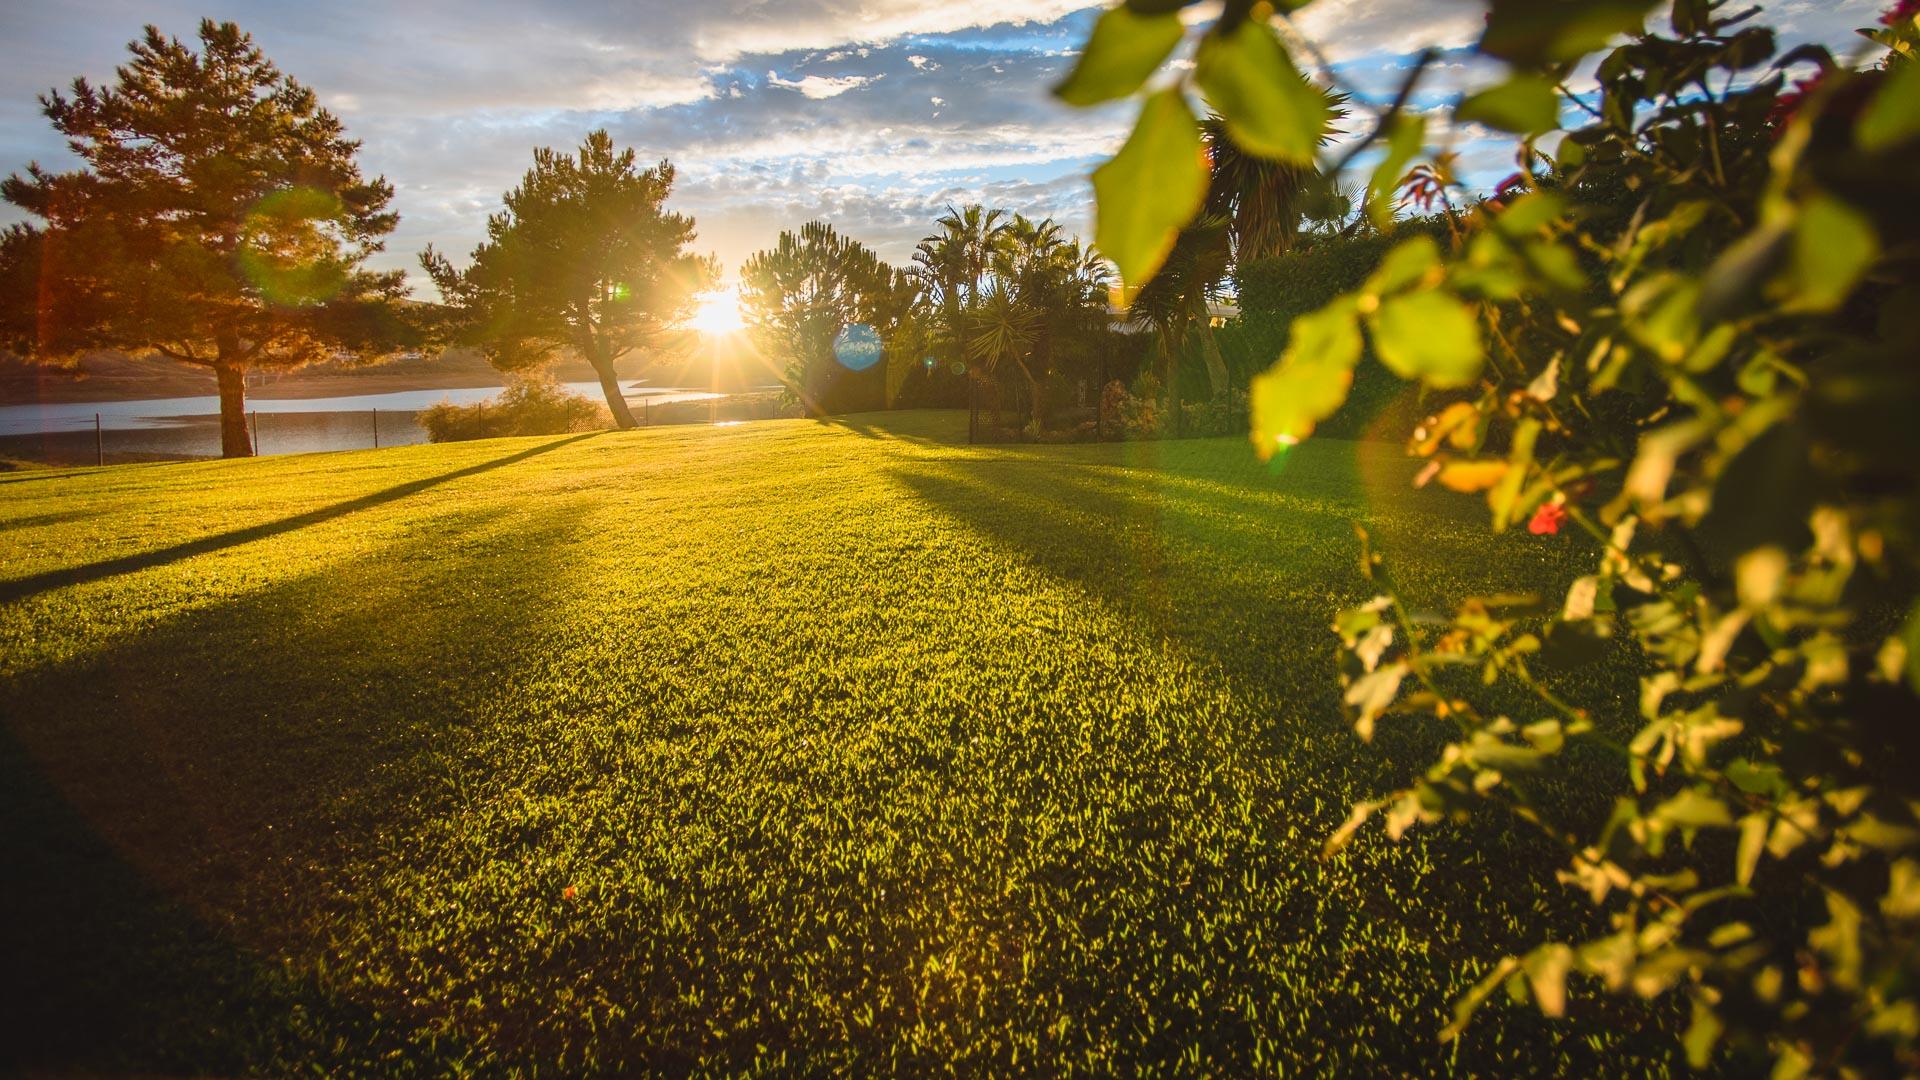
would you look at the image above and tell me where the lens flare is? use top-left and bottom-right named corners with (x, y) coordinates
top-left (690, 287), bottom-right (745, 335)
top-left (833, 324), bottom-right (882, 371)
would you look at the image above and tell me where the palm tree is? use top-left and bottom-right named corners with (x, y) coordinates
top-left (933, 204), bottom-right (1009, 307)
top-left (966, 283), bottom-right (1043, 430)
top-left (963, 213), bottom-right (1112, 433)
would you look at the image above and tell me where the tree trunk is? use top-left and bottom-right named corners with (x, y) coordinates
top-left (214, 362), bottom-right (254, 458)
top-left (1019, 360), bottom-right (1046, 433)
top-left (588, 353), bottom-right (638, 429)
top-left (1197, 317), bottom-right (1229, 401)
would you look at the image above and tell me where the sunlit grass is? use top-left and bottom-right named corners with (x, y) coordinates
top-left (0, 411), bottom-right (1678, 1074)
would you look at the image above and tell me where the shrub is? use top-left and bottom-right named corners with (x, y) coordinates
top-left (1106, 374), bottom-right (1164, 440)
top-left (1071, 0), bottom-right (1920, 1071)
top-left (1177, 389), bottom-right (1249, 438)
top-left (419, 379), bottom-right (610, 442)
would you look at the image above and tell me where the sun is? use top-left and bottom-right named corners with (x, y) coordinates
top-left (690, 286), bottom-right (746, 335)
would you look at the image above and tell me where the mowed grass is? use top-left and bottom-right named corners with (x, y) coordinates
top-left (0, 410), bottom-right (1678, 1075)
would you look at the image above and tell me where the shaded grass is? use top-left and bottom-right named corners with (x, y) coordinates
top-left (0, 410), bottom-right (1678, 1075)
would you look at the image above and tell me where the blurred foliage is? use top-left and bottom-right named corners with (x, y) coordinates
top-left (1069, 0), bottom-right (1920, 1070)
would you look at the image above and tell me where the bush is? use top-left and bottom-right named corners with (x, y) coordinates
top-left (1074, 0), bottom-right (1920, 1071)
top-left (1178, 389), bottom-right (1249, 438)
top-left (1104, 375), bottom-right (1164, 440)
top-left (419, 379), bottom-right (609, 442)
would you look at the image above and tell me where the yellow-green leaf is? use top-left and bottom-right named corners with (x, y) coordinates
top-left (1369, 289), bottom-right (1486, 388)
top-left (1858, 58), bottom-right (1920, 152)
top-left (1093, 88), bottom-right (1207, 286)
top-left (1364, 235), bottom-right (1441, 296)
top-left (1367, 113), bottom-right (1425, 229)
top-left (1785, 194), bottom-right (1878, 314)
top-left (1250, 299), bottom-right (1362, 456)
top-left (1683, 996), bottom-right (1723, 1069)
top-left (1458, 75), bottom-right (1561, 135)
top-left (1055, 6), bottom-right (1187, 107)
top-left (1193, 19), bottom-right (1330, 163)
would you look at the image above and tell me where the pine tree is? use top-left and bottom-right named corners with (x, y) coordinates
top-left (1, 20), bottom-right (411, 458)
top-left (421, 131), bottom-right (713, 429)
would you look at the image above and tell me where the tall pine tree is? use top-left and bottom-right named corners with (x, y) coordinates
top-left (421, 131), bottom-right (713, 429)
top-left (1, 20), bottom-right (411, 458)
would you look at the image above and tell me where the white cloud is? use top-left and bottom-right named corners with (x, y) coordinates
top-left (767, 72), bottom-right (883, 98)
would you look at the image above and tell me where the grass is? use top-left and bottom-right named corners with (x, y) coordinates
top-left (0, 409), bottom-right (1680, 1075)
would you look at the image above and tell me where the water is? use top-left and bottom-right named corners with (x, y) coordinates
top-left (0, 382), bottom-right (733, 464)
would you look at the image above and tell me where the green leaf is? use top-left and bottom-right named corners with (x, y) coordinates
top-left (1492, 191), bottom-right (1566, 238)
top-left (1457, 75), bottom-right (1562, 135)
top-left (1093, 88), bottom-right (1207, 286)
top-left (1683, 996), bottom-right (1723, 1069)
top-left (1250, 298), bottom-right (1362, 455)
top-left (1367, 113), bottom-right (1426, 229)
top-left (1522, 943), bottom-right (1574, 1017)
top-left (1193, 19), bottom-right (1330, 163)
top-left (1906, 602), bottom-right (1920, 689)
top-left (1369, 290), bottom-right (1485, 388)
top-left (1481, 0), bottom-right (1658, 65)
top-left (1055, 6), bottom-right (1187, 107)
top-left (1489, 418), bottom-right (1540, 531)
top-left (1363, 235), bottom-right (1441, 296)
top-left (1858, 59), bottom-right (1920, 152)
top-left (1653, 787), bottom-right (1733, 829)
top-left (1736, 813), bottom-right (1767, 886)
top-left (1785, 194), bottom-right (1879, 313)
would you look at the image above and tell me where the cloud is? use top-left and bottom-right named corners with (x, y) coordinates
top-left (0, 0), bottom-right (1890, 294)
top-left (767, 72), bottom-right (883, 98)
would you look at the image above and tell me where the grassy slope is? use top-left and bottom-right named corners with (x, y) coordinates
top-left (0, 410), bottom-right (1675, 1075)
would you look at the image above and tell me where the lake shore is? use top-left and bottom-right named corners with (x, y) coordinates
top-left (0, 351), bottom-right (589, 405)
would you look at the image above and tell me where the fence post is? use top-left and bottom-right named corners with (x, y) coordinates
top-left (95, 412), bottom-right (103, 467)
top-left (250, 410), bottom-right (259, 456)
top-left (644, 398), bottom-right (650, 426)
top-left (372, 407), bottom-right (379, 449)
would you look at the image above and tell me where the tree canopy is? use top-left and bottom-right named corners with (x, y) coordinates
top-left (740, 221), bottom-right (920, 414)
top-left (422, 130), bottom-right (713, 429)
top-left (0, 19), bottom-right (410, 457)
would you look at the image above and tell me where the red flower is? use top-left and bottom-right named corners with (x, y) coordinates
top-left (1528, 503), bottom-right (1568, 536)
top-left (1884, 0), bottom-right (1920, 26)
top-left (562, 886), bottom-right (577, 900)
top-left (1768, 72), bottom-right (1825, 130)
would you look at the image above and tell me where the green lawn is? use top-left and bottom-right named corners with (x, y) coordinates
top-left (0, 410), bottom-right (1678, 1075)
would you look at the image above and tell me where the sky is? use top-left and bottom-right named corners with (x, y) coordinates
top-left (0, 0), bottom-right (1889, 294)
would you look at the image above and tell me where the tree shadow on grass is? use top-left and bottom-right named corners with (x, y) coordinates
top-left (879, 450), bottom-right (1685, 1067)
top-left (0, 432), bottom-right (598, 604)
top-left (886, 445), bottom-right (1417, 698)
top-left (0, 498), bottom-right (598, 1074)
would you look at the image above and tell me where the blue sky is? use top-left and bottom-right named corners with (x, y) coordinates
top-left (0, 0), bottom-right (1888, 292)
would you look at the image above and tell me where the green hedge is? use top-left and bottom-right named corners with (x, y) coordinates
top-left (1232, 221), bottom-right (1454, 441)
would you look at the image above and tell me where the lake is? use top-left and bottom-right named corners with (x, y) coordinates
top-left (0, 382), bottom-right (734, 465)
